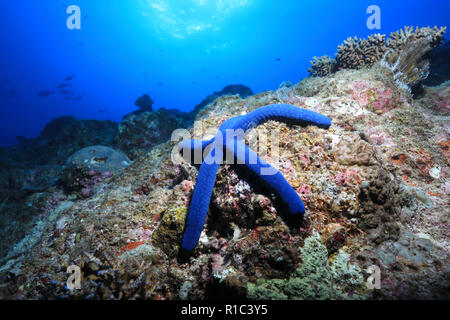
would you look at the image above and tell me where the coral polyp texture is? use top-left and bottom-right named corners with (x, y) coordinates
top-left (1, 55), bottom-right (450, 300)
top-left (178, 104), bottom-right (332, 251)
top-left (308, 26), bottom-right (447, 85)
top-left (308, 56), bottom-right (337, 77)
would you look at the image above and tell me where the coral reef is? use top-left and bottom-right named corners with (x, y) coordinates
top-left (336, 34), bottom-right (386, 69)
top-left (189, 84), bottom-right (254, 119)
top-left (1, 116), bottom-right (119, 168)
top-left (0, 65), bottom-right (448, 300)
top-left (116, 110), bottom-right (187, 160)
top-left (308, 26), bottom-right (447, 90)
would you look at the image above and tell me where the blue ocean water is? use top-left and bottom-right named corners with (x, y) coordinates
top-left (0, 0), bottom-right (448, 146)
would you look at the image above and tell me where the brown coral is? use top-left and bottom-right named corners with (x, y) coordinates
top-left (335, 34), bottom-right (387, 69)
top-left (308, 55), bottom-right (337, 77)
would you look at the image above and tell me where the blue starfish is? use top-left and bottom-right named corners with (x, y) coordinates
top-left (179, 104), bottom-right (331, 251)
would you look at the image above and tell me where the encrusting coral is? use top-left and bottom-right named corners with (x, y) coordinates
top-left (248, 230), bottom-right (366, 299)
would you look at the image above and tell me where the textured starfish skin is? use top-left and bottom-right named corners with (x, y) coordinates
top-left (179, 104), bottom-right (332, 251)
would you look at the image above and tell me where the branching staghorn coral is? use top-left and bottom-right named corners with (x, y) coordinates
top-left (308, 26), bottom-right (447, 84)
top-left (387, 26), bottom-right (446, 52)
top-left (308, 55), bottom-right (337, 77)
top-left (336, 34), bottom-right (387, 69)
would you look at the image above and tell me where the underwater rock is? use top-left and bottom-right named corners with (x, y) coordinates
top-left (116, 110), bottom-right (186, 160)
top-left (416, 81), bottom-right (450, 115)
top-left (189, 84), bottom-right (253, 118)
top-left (63, 145), bottom-right (130, 197)
top-left (65, 145), bottom-right (130, 173)
top-left (333, 133), bottom-right (375, 166)
top-left (2, 116), bottom-right (119, 168)
top-left (122, 94), bottom-right (155, 120)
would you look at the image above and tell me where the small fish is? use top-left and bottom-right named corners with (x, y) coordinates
top-left (57, 83), bottom-right (72, 89)
top-left (8, 89), bottom-right (16, 97)
top-left (98, 109), bottom-right (107, 113)
top-left (65, 75), bottom-right (77, 82)
top-left (37, 90), bottom-right (54, 97)
top-left (275, 58), bottom-right (281, 61)
top-left (158, 82), bottom-right (164, 86)
top-left (192, 81), bottom-right (197, 85)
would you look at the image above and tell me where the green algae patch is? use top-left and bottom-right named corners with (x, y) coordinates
top-left (151, 205), bottom-right (188, 257)
top-left (248, 230), bottom-right (367, 300)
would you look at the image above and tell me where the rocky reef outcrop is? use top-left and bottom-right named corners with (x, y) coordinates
top-left (115, 110), bottom-right (187, 160)
top-left (115, 85), bottom-right (254, 159)
top-left (0, 84), bottom-right (255, 272)
top-left (188, 84), bottom-right (254, 118)
top-left (0, 62), bottom-right (448, 300)
top-left (1, 116), bottom-right (119, 168)
top-left (122, 94), bottom-right (155, 120)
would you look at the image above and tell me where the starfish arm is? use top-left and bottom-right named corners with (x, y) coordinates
top-left (234, 104), bottom-right (332, 131)
top-left (227, 138), bottom-right (305, 215)
top-left (182, 146), bottom-right (223, 251)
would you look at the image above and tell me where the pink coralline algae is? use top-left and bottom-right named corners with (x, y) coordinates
top-left (181, 180), bottom-right (193, 193)
top-left (366, 127), bottom-right (395, 147)
top-left (431, 86), bottom-right (450, 114)
top-left (80, 171), bottom-right (114, 198)
top-left (297, 185), bottom-right (311, 196)
top-left (334, 168), bottom-right (362, 186)
top-left (128, 224), bottom-right (152, 242)
top-left (42, 191), bottom-right (67, 217)
top-left (351, 81), bottom-right (396, 114)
